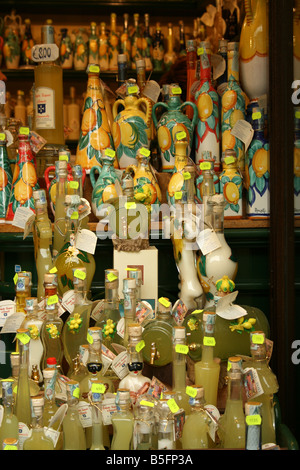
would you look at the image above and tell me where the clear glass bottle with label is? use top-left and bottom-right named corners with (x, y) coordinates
top-left (53, 159), bottom-right (68, 257)
top-left (0, 379), bottom-right (19, 448)
top-left (15, 329), bottom-right (32, 441)
top-left (111, 388), bottom-right (134, 450)
top-left (63, 380), bottom-right (87, 450)
top-left (181, 385), bottom-right (211, 449)
top-left (15, 271), bottom-right (31, 313)
top-left (23, 395), bottom-right (54, 450)
top-left (41, 293), bottom-right (64, 373)
top-left (89, 380), bottom-right (105, 450)
top-left (157, 398), bottom-right (175, 450)
top-left (122, 277), bottom-right (137, 348)
top-left (23, 297), bottom-right (44, 383)
top-left (172, 326), bottom-right (191, 416)
top-left (42, 367), bottom-right (63, 450)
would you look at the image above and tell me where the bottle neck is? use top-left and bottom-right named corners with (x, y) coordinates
top-left (199, 51), bottom-right (212, 81)
top-left (227, 374), bottom-right (243, 402)
top-left (227, 48), bottom-right (239, 82)
top-left (31, 408), bottom-right (44, 429)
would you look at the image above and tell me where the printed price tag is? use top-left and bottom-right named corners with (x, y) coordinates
top-left (251, 333), bottom-right (265, 344)
top-left (246, 415), bottom-right (262, 426)
top-left (59, 153), bottom-right (69, 161)
top-left (135, 340), bottom-right (145, 353)
top-left (71, 211), bottom-right (79, 220)
top-left (74, 269), bottom-right (86, 280)
top-left (139, 147), bottom-right (150, 157)
top-left (197, 47), bottom-right (204, 56)
top-left (125, 202), bottom-right (136, 209)
top-left (31, 43), bottom-right (59, 62)
top-left (158, 297), bottom-right (171, 308)
top-left (69, 181), bottom-right (79, 190)
top-left (203, 336), bottom-right (216, 347)
top-left (91, 383), bottom-right (106, 394)
top-left (107, 272), bottom-right (118, 282)
top-left (47, 295), bottom-right (58, 306)
top-left (231, 120), bottom-right (254, 152)
top-left (167, 398), bottom-right (180, 414)
top-left (174, 191), bottom-right (182, 200)
top-left (16, 332), bottom-right (30, 345)
top-left (72, 387), bottom-right (80, 399)
top-left (172, 86), bottom-right (182, 95)
top-left (252, 111), bottom-right (262, 121)
top-left (140, 400), bottom-right (154, 407)
top-left (89, 64), bottom-right (100, 73)
top-left (186, 386), bottom-right (197, 398)
top-left (224, 156), bottom-right (235, 165)
top-left (105, 148), bottom-right (116, 157)
top-left (13, 273), bottom-right (18, 285)
top-left (75, 229), bottom-right (97, 255)
top-left (0, 133), bottom-right (5, 141)
top-left (197, 228), bottom-right (221, 256)
top-left (191, 309), bottom-right (203, 315)
top-left (200, 162), bottom-right (211, 171)
top-left (19, 127), bottom-right (30, 135)
top-left (183, 171), bottom-right (191, 180)
top-left (49, 267), bottom-right (57, 274)
top-left (175, 344), bottom-right (189, 355)
top-left (128, 85), bottom-right (139, 94)
top-left (176, 131), bottom-right (186, 141)
top-left (87, 333), bottom-right (93, 344)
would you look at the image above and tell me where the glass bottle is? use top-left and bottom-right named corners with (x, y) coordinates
top-left (8, 351), bottom-right (40, 401)
top-left (136, 58), bottom-right (146, 94)
top-left (178, 21), bottom-right (187, 57)
top-left (108, 13), bottom-right (119, 72)
top-left (245, 401), bottom-right (263, 450)
top-left (23, 297), bottom-right (44, 383)
top-left (119, 323), bottom-right (151, 400)
top-left (42, 367), bottom-right (63, 450)
top-left (186, 39), bottom-right (197, 120)
top-left (157, 398), bottom-right (175, 450)
top-left (32, 189), bottom-right (53, 300)
top-left (243, 331), bottom-right (279, 445)
top-left (54, 194), bottom-right (96, 296)
top-left (62, 267), bottom-right (93, 374)
top-left (23, 395), bottom-right (54, 450)
top-left (131, 13), bottom-right (143, 69)
top-left (14, 329), bottom-right (32, 447)
top-left (164, 23), bottom-right (177, 72)
top-left (152, 23), bottom-right (165, 72)
top-left (196, 156), bottom-right (218, 211)
top-left (194, 312), bottom-right (220, 407)
top-left (111, 388), bottom-right (134, 450)
top-left (14, 90), bottom-right (27, 126)
top-left (181, 386), bottom-right (211, 449)
top-left (218, 356), bottom-right (245, 449)
top-left (221, 42), bottom-right (246, 171)
top-left (0, 132), bottom-right (13, 223)
top-left (194, 41), bottom-right (220, 170)
top-left (120, 13), bottom-right (131, 68)
top-left (118, 53), bottom-right (128, 86)
top-left (133, 395), bottom-right (157, 450)
top-left (20, 18), bottom-right (35, 68)
top-left (143, 13), bottom-right (153, 71)
top-left (219, 149), bottom-right (243, 219)
top-left (172, 326), bottom-right (191, 416)
top-left (43, 272), bottom-right (58, 302)
top-left (5, 128), bottom-right (39, 222)
top-left (0, 379), bottom-right (19, 448)
top-left (63, 380), bottom-right (87, 450)
top-left (217, 39), bottom-right (228, 95)
top-left (15, 271), bottom-right (31, 314)
top-left (122, 277), bottom-right (137, 348)
top-left (53, 159), bottom-right (68, 257)
top-left (89, 380), bottom-right (105, 450)
top-left (98, 22), bottom-right (109, 71)
top-left (89, 22), bottom-right (99, 66)
top-left (41, 293), bottom-right (64, 372)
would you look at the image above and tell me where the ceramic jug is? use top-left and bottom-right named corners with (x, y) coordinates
top-left (152, 84), bottom-right (198, 172)
top-left (74, 28), bottom-right (88, 71)
top-left (75, 64), bottom-right (114, 171)
top-left (3, 28), bottom-right (20, 69)
top-left (0, 132), bottom-right (13, 223)
top-left (219, 149), bottom-right (243, 219)
top-left (112, 81), bottom-right (152, 169)
top-left (239, 0), bottom-right (269, 100)
top-left (90, 149), bottom-right (120, 219)
top-left (59, 28), bottom-right (73, 69)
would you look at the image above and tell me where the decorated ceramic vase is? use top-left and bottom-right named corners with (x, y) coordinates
top-left (74, 28), bottom-right (88, 71)
top-left (152, 84), bottom-right (198, 172)
top-left (90, 148), bottom-right (120, 219)
top-left (239, 0), bottom-right (269, 100)
top-left (219, 149), bottom-right (243, 219)
top-left (20, 18), bottom-right (35, 68)
top-left (294, 0), bottom-right (300, 81)
top-left (88, 22), bottom-right (99, 66)
top-left (75, 64), bottom-right (114, 171)
top-left (126, 147), bottom-right (162, 211)
top-left (167, 137), bottom-right (189, 206)
top-left (194, 42), bottom-right (220, 170)
top-left (0, 132), bottom-right (13, 223)
top-left (295, 108), bottom-right (300, 217)
top-left (59, 28), bottom-right (73, 69)
top-left (6, 127), bottom-right (39, 222)
top-left (112, 81), bottom-right (152, 169)
top-left (3, 28), bottom-right (20, 69)
top-left (245, 107), bottom-right (270, 219)
top-left (221, 42), bottom-right (246, 171)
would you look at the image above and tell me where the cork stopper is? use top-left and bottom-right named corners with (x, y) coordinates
top-left (44, 273), bottom-right (57, 285)
top-left (10, 352), bottom-right (20, 368)
top-left (31, 394), bottom-right (45, 408)
top-left (173, 326), bottom-right (186, 340)
top-left (116, 388), bottom-right (131, 404)
top-left (190, 385), bottom-right (205, 399)
top-left (105, 269), bottom-right (119, 288)
top-left (128, 323), bottom-right (142, 338)
top-left (123, 277), bottom-right (136, 292)
top-left (43, 368), bottom-right (56, 380)
top-left (228, 42), bottom-right (239, 52)
top-left (136, 58), bottom-right (145, 69)
top-left (118, 53), bottom-right (127, 63)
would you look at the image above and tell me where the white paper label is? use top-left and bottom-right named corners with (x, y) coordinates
top-left (231, 119), bottom-right (254, 152)
top-left (116, 317), bottom-right (125, 339)
top-left (44, 427), bottom-right (60, 447)
top-left (197, 229), bottom-right (222, 255)
top-left (77, 401), bottom-right (92, 428)
top-left (23, 213), bottom-right (36, 240)
top-left (91, 299), bottom-right (104, 322)
top-left (18, 423), bottom-right (31, 450)
top-left (12, 207), bottom-right (34, 230)
top-left (1, 311), bottom-right (25, 333)
top-left (204, 404), bottom-right (220, 442)
top-left (102, 397), bottom-right (118, 426)
top-left (61, 290), bottom-right (75, 314)
top-left (111, 351), bottom-right (129, 380)
top-left (75, 229), bottom-right (97, 255)
top-left (31, 44), bottom-right (59, 62)
top-left (35, 86), bottom-right (55, 130)
top-left (216, 291), bottom-right (247, 320)
top-left (4, 130), bottom-right (14, 147)
top-left (0, 300), bottom-right (15, 327)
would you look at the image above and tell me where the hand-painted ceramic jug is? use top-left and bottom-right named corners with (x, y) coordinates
top-left (0, 132), bottom-right (13, 223)
top-left (219, 149), bottom-right (243, 219)
top-left (75, 64), bottom-right (114, 171)
top-left (3, 28), bottom-right (20, 69)
top-left (152, 84), bottom-right (198, 172)
top-left (90, 148), bottom-right (120, 219)
top-left (112, 81), bottom-right (152, 169)
top-left (239, 0), bottom-right (269, 100)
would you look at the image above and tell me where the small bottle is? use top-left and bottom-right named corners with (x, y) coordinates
top-left (120, 13), bottom-right (131, 67)
top-left (245, 401), bottom-right (263, 450)
top-left (74, 28), bottom-right (88, 71)
top-left (15, 272), bottom-right (31, 314)
top-left (108, 13), bottom-right (120, 71)
top-left (59, 28), bottom-right (73, 69)
top-left (89, 380), bottom-right (105, 450)
top-left (14, 90), bottom-right (27, 126)
top-left (182, 386), bottom-right (211, 449)
top-left (23, 394), bottom-right (55, 450)
top-left (172, 326), bottom-right (191, 416)
top-left (20, 18), bottom-right (35, 68)
top-left (63, 380), bottom-right (87, 450)
top-left (0, 379), bottom-right (19, 448)
top-left (194, 312), bottom-right (220, 407)
top-left (218, 356), bottom-right (245, 449)
top-left (42, 368), bottom-right (63, 450)
top-left (41, 293), bottom-right (64, 372)
top-left (98, 22), bottom-right (109, 71)
top-left (111, 389), bottom-right (134, 450)
top-left (118, 53), bottom-right (128, 86)
top-left (122, 277), bottom-right (137, 348)
top-left (157, 399), bottom-right (175, 450)
top-left (53, 159), bottom-right (68, 257)
top-left (23, 297), bottom-right (44, 383)
top-left (152, 23), bottom-right (165, 72)
top-left (186, 39), bottom-right (197, 120)
top-left (178, 21), bottom-right (187, 56)
top-left (164, 23), bottom-right (177, 71)
top-left (217, 39), bottom-right (228, 95)
top-left (131, 13), bottom-right (143, 69)
top-left (67, 87), bottom-right (80, 141)
top-left (133, 395), bottom-right (157, 450)
top-left (89, 22), bottom-right (99, 65)
top-left (143, 13), bottom-right (153, 71)
top-left (136, 58), bottom-right (146, 94)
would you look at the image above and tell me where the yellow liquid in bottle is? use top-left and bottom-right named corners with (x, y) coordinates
top-left (194, 355), bottom-right (220, 407)
top-left (63, 406), bottom-right (86, 450)
top-left (182, 409), bottom-right (209, 449)
top-left (111, 411), bottom-right (134, 450)
top-left (23, 429), bottom-right (54, 450)
top-left (15, 365), bottom-right (31, 427)
top-left (219, 399), bottom-right (246, 449)
top-left (0, 411), bottom-right (19, 446)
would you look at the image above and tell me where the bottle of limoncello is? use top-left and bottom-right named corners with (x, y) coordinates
top-left (89, 380), bottom-right (105, 450)
top-left (0, 379), bottom-right (19, 448)
top-left (63, 380), bottom-right (86, 450)
top-left (111, 388), bottom-right (134, 450)
top-left (218, 356), bottom-right (245, 449)
top-left (194, 312), bottom-right (220, 407)
top-left (9, 352), bottom-right (40, 402)
top-left (157, 398), bottom-right (176, 450)
top-left (181, 385), bottom-right (211, 449)
top-left (172, 326), bottom-right (191, 417)
top-left (122, 277), bottom-right (137, 348)
top-left (23, 394), bottom-right (55, 450)
top-left (133, 395), bottom-right (157, 450)
top-left (62, 267), bottom-right (93, 374)
top-left (15, 271), bottom-right (31, 313)
top-left (53, 159), bottom-right (68, 258)
top-left (41, 293), bottom-right (64, 372)
top-left (42, 368), bottom-right (63, 450)
top-left (23, 297), bottom-right (44, 383)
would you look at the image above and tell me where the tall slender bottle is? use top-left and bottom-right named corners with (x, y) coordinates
top-left (243, 331), bottom-right (279, 445)
top-left (111, 389), bottom-right (134, 450)
top-left (0, 379), bottom-right (19, 448)
top-left (131, 13), bottom-right (143, 69)
top-left (108, 13), bottom-right (120, 71)
top-left (179, 21), bottom-right (187, 56)
top-left (14, 90), bottom-right (27, 125)
top-left (194, 312), bottom-right (220, 407)
top-left (42, 367), bottom-right (63, 450)
top-left (41, 293), bottom-right (64, 373)
top-left (0, 131), bottom-right (13, 223)
top-left (122, 277), bottom-right (137, 348)
top-left (133, 395), bottom-right (157, 450)
top-left (89, 22), bottom-right (99, 66)
top-left (143, 13), bottom-right (153, 71)
top-left (90, 380), bottom-right (105, 450)
top-left (218, 356), bottom-right (245, 449)
top-left (67, 87), bottom-right (81, 141)
top-left (98, 22), bottom-right (109, 71)
top-left (172, 326), bottom-right (191, 416)
top-left (53, 159), bottom-right (68, 257)
top-left (63, 380), bottom-right (87, 450)
top-left (33, 189), bottom-right (53, 300)
top-left (62, 268), bottom-right (93, 374)
top-left (182, 386), bottom-right (211, 449)
top-left (152, 23), bottom-right (165, 72)
top-left (120, 14), bottom-right (131, 68)
top-left (164, 23), bottom-right (177, 71)
top-left (186, 40), bottom-right (197, 120)
top-left (20, 18), bottom-right (35, 68)
top-left (15, 329), bottom-right (32, 448)
top-left (245, 401), bottom-right (263, 451)
top-left (23, 297), bottom-right (44, 383)
top-left (23, 395), bottom-right (55, 450)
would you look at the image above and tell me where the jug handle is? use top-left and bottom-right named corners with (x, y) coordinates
top-left (125, 164), bottom-right (137, 179)
top-left (112, 99), bottom-right (125, 120)
top-left (136, 97), bottom-right (152, 128)
top-left (90, 165), bottom-right (102, 188)
top-left (152, 102), bottom-right (168, 128)
top-left (44, 165), bottom-right (55, 191)
top-left (180, 101), bottom-right (199, 129)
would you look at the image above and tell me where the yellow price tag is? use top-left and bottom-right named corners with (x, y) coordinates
top-left (16, 332), bottom-right (30, 345)
top-left (0, 133), bottom-right (5, 141)
top-left (140, 147), bottom-right (151, 157)
top-left (167, 398), bottom-right (180, 414)
top-left (4, 444), bottom-right (18, 450)
top-left (174, 191), bottom-right (182, 200)
top-left (197, 47), bottom-right (204, 56)
top-left (69, 181), bottom-right (79, 190)
top-left (49, 267), bottom-right (57, 274)
top-left (246, 415), bottom-right (262, 426)
top-left (128, 85), bottom-right (139, 94)
top-left (158, 297), bottom-right (171, 308)
top-left (71, 211), bottom-right (79, 220)
top-left (74, 269), bottom-right (86, 280)
top-left (72, 386), bottom-right (80, 399)
top-left (224, 156), bottom-right (235, 165)
top-left (89, 64), bottom-right (100, 73)
top-left (200, 162), bottom-right (211, 171)
top-left (126, 267), bottom-right (137, 271)
top-left (175, 344), bottom-right (189, 355)
top-left (13, 273), bottom-right (18, 285)
top-left (136, 340), bottom-right (145, 353)
top-left (140, 400), bottom-right (154, 407)
top-left (183, 171), bottom-right (191, 180)
top-left (47, 295), bottom-right (58, 306)
top-left (107, 272), bottom-right (118, 282)
top-left (172, 86), bottom-right (182, 95)
top-left (91, 383), bottom-right (106, 394)
top-left (87, 333), bottom-right (93, 344)
top-left (186, 386), bottom-right (197, 398)
top-left (59, 154), bottom-right (69, 161)
top-left (105, 148), bottom-right (116, 157)
top-left (191, 309), bottom-right (203, 315)
top-left (125, 202), bottom-right (136, 210)
top-left (176, 131), bottom-right (186, 141)
top-left (19, 127), bottom-right (30, 135)
top-left (252, 333), bottom-right (264, 344)
top-left (203, 336), bottom-right (216, 347)
top-left (13, 385), bottom-right (18, 394)
top-left (252, 111), bottom-right (262, 120)
top-left (295, 111), bottom-right (300, 119)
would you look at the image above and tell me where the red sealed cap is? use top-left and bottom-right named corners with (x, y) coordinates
top-left (46, 357), bottom-right (57, 365)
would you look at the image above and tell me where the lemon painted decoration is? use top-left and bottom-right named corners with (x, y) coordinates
top-left (75, 64), bottom-right (114, 171)
top-left (221, 42), bottom-right (246, 171)
top-left (74, 28), bottom-right (88, 71)
top-left (112, 81), bottom-right (152, 169)
top-left (239, 0), bottom-right (269, 100)
top-left (245, 107), bottom-right (270, 219)
top-left (152, 84), bottom-right (198, 172)
top-left (219, 149), bottom-right (243, 219)
top-left (0, 132), bottom-right (13, 222)
top-left (59, 28), bottom-right (73, 69)
top-left (88, 22), bottom-right (99, 67)
top-left (294, 108), bottom-right (300, 217)
top-left (194, 42), bottom-right (220, 171)
top-left (90, 149), bottom-right (120, 219)
top-left (3, 28), bottom-right (20, 69)
top-left (6, 128), bottom-right (39, 222)
top-left (167, 138), bottom-right (189, 206)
